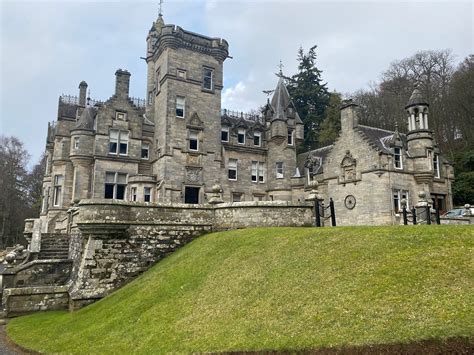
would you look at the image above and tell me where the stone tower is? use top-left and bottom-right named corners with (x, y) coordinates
top-left (145, 14), bottom-right (229, 203)
top-left (264, 78), bottom-right (304, 200)
top-left (405, 87), bottom-right (436, 197)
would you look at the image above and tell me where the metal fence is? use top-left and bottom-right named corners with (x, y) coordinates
top-left (402, 205), bottom-right (441, 225)
top-left (313, 198), bottom-right (336, 227)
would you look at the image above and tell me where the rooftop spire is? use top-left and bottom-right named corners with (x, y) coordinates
top-left (158, 0), bottom-right (164, 17)
top-left (278, 60), bottom-right (284, 76)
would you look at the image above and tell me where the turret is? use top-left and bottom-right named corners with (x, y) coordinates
top-left (405, 87), bottom-right (433, 158)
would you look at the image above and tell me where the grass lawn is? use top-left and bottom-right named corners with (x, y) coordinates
top-left (7, 225), bottom-right (474, 353)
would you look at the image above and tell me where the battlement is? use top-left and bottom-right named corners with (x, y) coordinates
top-left (150, 23), bottom-right (229, 62)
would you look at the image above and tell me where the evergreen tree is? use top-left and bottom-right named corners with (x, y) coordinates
top-left (284, 45), bottom-right (330, 152)
top-left (319, 92), bottom-right (342, 146)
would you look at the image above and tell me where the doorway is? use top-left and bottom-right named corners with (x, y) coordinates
top-left (184, 186), bottom-right (200, 204)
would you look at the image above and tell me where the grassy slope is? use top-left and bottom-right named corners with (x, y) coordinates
top-left (7, 225), bottom-right (474, 354)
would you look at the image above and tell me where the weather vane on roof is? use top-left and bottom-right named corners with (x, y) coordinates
top-left (278, 60), bottom-right (284, 76)
top-left (158, 0), bottom-right (164, 16)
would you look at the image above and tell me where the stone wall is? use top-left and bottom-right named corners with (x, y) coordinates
top-left (67, 199), bottom-right (314, 307)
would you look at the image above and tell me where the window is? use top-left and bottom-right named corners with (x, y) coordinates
top-left (433, 154), bottom-right (440, 178)
top-left (203, 67), bottom-right (214, 90)
top-left (394, 147), bottom-right (402, 169)
top-left (115, 111), bottom-right (126, 120)
top-left (148, 91), bottom-right (153, 106)
top-left (177, 69), bottom-right (186, 79)
top-left (109, 130), bottom-right (129, 155)
top-left (73, 137), bottom-right (79, 150)
top-left (253, 132), bottom-right (261, 146)
top-left (155, 67), bottom-right (160, 93)
top-left (393, 189), bottom-right (409, 212)
top-left (237, 128), bottom-right (245, 144)
top-left (131, 187), bottom-right (137, 202)
top-left (221, 127), bottom-right (229, 142)
top-left (276, 162), bottom-right (284, 179)
top-left (232, 193), bottom-right (242, 202)
top-left (144, 187), bottom-right (151, 202)
top-left (104, 172), bottom-right (127, 200)
top-left (141, 142), bottom-right (149, 159)
top-left (287, 129), bottom-right (293, 145)
top-left (189, 131), bottom-right (198, 151)
top-left (176, 96), bottom-right (185, 118)
top-left (251, 161), bottom-right (265, 183)
top-left (53, 175), bottom-right (63, 207)
top-left (228, 159), bottom-right (237, 180)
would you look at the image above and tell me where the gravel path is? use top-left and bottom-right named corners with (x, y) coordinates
top-left (0, 325), bottom-right (29, 355)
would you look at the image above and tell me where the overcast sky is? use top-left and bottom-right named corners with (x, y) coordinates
top-left (1, 0), bottom-right (472, 165)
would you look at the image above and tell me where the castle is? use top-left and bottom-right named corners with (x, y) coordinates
top-left (0, 12), bottom-right (457, 317)
top-left (37, 14), bottom-right (453, 231)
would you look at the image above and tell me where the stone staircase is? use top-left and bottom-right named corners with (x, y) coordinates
top-left (37, 234), bottom-right (70, 260)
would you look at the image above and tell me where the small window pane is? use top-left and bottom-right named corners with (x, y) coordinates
top-left (117, 173), bottom-right (127, 184)
top-left (203, 68), bottom-right (213, 90)
top-left (116, 185), bottom-right (125, 200)
top-left (104, 184), bottom-right (114, 199)
top-left (238, 129), bottom-right (245, 144)
top-left (176, 97), bottom-right (185, 118)
top-left (221, 128), bottom-right (229, 142)
top-left (253, 132), bottom-right (261, 146)
top-left (141, 143), bottom-right (149, 159)
top-left (105, 172), bottom-right (116, 183)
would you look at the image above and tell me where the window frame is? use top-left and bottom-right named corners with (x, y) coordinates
top-left (253, 131), bottom-right (261, 147)
top-left (433, 153), bottom-right (440, 178)
top-left (104, 172), bottom-right (127, 200)
top-left (221, 126), bottom-right (229, 142)
top-left (276, 162), bottom-right (284, 179)
top-left (53, 175), bottom-right (63, 207)
top-left (393, 189), bottom-right (409, 213)
top-left (228, 159), bottom-right (238, 181)
top-left (155, 67), bottom-right (160, 94)
top-left (237, 128), bottom-right (246, 145)
top-left (131, 187), bottom-right (137, 202)
top-left (287, 129), bottom-right (293, 146)
top-left (251, 161), bottom-right (265, 183)
top-left (177, 69), bottom-right (186, 79)
top-left (393, 147), bottom-right (403, 169)
top-left (189, 131), bottom-right (199, 151)
top-left (109, 130), bottom-right (129, 156)
top-left (144, 187), bottom-right (151, 202)
top-left (141, 142), bottom-right (150, 160)
top-left (202, 67), bottom-right (214, 91)
top-left (176, 96), bottom-right (185, 118)
top-left (73, 137), bottom-right (79, 150)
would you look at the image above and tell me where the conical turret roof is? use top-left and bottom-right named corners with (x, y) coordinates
top-left (270, 77), bottom-right (291, 121)
top-left (76, 106), bottom-right (97, 130)
top-left (405, 86), bottom-right (429, 109)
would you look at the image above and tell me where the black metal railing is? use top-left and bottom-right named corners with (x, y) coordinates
top-left (221, 108), bottom-right (264, 123)
top-left (402, 205), bottom-right (441, 225)
top-left (314, 198), bottom-right (336, 227)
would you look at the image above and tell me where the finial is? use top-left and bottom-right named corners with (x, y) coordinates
top-left (87, 89), bottom-right (91, 107)
top-left (278, 60), bottom-right (284, 76)
top-left (158, 0), bottom-right (163, 17)
top-left (394, 122), bottom-right (399, 132)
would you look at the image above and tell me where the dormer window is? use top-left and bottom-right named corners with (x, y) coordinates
top-left (253, 132), bottom-right (261, 147)
top-left (394, 147), bottom-right (402, 169)
top-left (237, 128), bottom-right (245, 144)
top-left (221, 127), bottom-right (229, 142)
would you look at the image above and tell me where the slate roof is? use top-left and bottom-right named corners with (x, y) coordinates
top-left (356, 125), bottom-right (407, 154)
top-left (405, 87), bottom-right (429, 108)
top-left (75, 107), bottom-right (97, 129)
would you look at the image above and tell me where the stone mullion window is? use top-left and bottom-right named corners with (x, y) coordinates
top-left (276, 162), bottom-right (284, 179)
top-left (202, 67), bottom-right (214, 90)
top-left (228, 159), bottom-right (238, 180)
top-left (433, 154), bottom-right (440, 178)
top-left (109, 130), bottom-right (129, 156)
top-left (393, 147), bottom-right (402, 169)
top-left (104, 172), bottom-right (127, 200)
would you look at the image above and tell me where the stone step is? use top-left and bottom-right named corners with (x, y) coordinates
top-left (37, 253), bottom-right (69, 259)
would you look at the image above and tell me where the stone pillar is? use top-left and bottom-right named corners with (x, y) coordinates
top-left (418, 111), bottom-right (424, 129)
top-left (415, 191), bottom-right (431, 224)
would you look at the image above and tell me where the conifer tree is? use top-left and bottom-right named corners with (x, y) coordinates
top-left (284, 45), bottom-right (330, 152)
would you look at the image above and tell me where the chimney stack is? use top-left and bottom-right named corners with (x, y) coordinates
top-left (340, 99), bottom-right (359, 133)
top-left (78, 81), bottom-right (88, 106)
top-left (115, 69), bottom-right (131, 99)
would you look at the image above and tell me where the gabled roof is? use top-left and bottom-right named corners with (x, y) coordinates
top-left (356, 125), bottom-right (407, 154)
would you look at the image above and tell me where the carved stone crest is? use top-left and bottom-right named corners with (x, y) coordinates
top-left (186, 167), bottom-right (202, 183)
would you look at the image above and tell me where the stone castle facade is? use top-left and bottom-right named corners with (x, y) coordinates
top-left (38, 14), bottom-right (453, 231)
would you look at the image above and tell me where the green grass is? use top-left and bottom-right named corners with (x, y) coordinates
top-left (7, 225), bottom-right (474, 353)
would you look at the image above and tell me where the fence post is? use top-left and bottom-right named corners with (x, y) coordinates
top-left (314, 199), bottom-right (321, 227)
top-left (412, 207), bottom-right (417, 225)
top-left (330, 198), bottom-right (336, 226)
top-left (402, 206), bottom-right (408, 225)
top-left (435, 207), bottom-right (441, 225)
top-left (426, 205), bottom-right (431, 225)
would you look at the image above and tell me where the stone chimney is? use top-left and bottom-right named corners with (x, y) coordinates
top-left (115, 69), bottom-right (131, 99)
top-left (340, 99), bottom-right (359, 133)
top-left (78, 81), bottom-right (88, 106)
